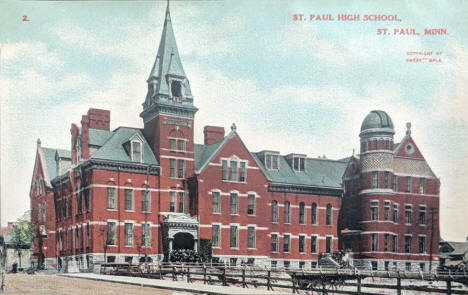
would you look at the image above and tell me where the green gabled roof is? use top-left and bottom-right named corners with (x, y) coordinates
top-left (91, 127), bottom-right (158, 165)
top-left (194, 131), bottom-right (235, 173)
top-left (252, 153), bottom-right (348, 189)
top-left (40, 147), bottom-right (70, 184)
top-left (89, 128), bottom-right (113, 147)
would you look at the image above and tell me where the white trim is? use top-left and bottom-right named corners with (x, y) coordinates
top-left (160, 155), bottom-right (194, 161)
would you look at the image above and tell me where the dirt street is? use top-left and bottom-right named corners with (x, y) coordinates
top-left (3, 273), bottom-right (191, 295)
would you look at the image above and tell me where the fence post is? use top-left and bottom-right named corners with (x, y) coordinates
top-left (446, 279), bottom-right (452, 295)
top-left (396, 271), bottom-right (402, 295)
top-left (203, 264), bottom-right (207, 285)
top-left (242, 267), bottom-right (246, 288)
top-left (357, 275), bottom-right (361, 295)
top-left (267, 270), bottom-right (273, 291)
top-left (187, 266), bottom-right (191, 283)
top-left (172, 266), bottom-right (177, 281)
top-left (222, 267), bottom-right (227, 286)
top-left (291, 272), bottom-right (297, 294)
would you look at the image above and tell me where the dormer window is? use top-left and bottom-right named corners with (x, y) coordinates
top-left (292, 156), bottom-right (306, 172)
top-left (131, 140), bottom-right (143, 162)
top-left (264, 152), bottom-right (280, 170)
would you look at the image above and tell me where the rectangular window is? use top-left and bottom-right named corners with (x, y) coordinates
top-left (299, 203), bottom-right (306, 224)
top-left (272, 155), bottom-right (279, 169)
top-left (405, 262), bottom-right (411, 271)
top-left (107, 222), bottom-right (116, 245)
top-left (372, 234), bottom-right (378, 252)
top-left (407, 176), bottom-right (412, 193)
top-left (177, 159), bottom-right (185, 178)
top-left (170, 191), bottom-right (177, 212)
top-left (107, 188), bottom-right (117, 210)
top-left (311, 236), bottom-right (318, 253)
top-left (142, 191), bottom-right (151, 212)
top-left (271, 261), bottom-right (277, 268)
top-left (230, 160), bottom-right (238, 181)
top-left (230, 193), bottom-right (239, 215)
top-left (421, 178), bottom-right (426, 194)
top-left (125, 223), bottom-right (134, 246)
top-left (419, 236), bottom-right (426, 253)
top-left (271, 234), bottom-right (279, 252)
top-left (283, 234), bottom-right (290, 252)
top-left (170, 159), bottom-right (176, 178)
top-left (326, 204), bottom-right (333, 225)
top-left (311, 203), bottom-right (318, 225)
top-left (293, 157), bottom-right (305, 172)
top-left (239, 162), bottom-right (246, 182)
top-left (248, 227), bottom-right (256, 249)
top-left (284, 261), bottom-right (290, 268)
top-left (384, 201), bottom-right (391, 221)
top-left (142, 223), bottom-right (151, 248)
top-left (178, 139), bottom-right (186, 152)
top-left (419, 206), bottom-right (427, 225)
top-left (169, 138), bottom-right (177, 151)
top-left (212, 224), bottom-right (220, 248)
top-left (265, 154), bottom-right (272, 169)
top-left (272, 201), bottom-right (278, 223)
top-left (285, 202), bottom-right (291, 224)
top-left (178, 192), bottom-right (185, 213)
top-left (299, 236), bottom-right (305, 253)
top-left (393, 235), bottom-right (399, 253)
top-left (371, 201), bottom-right (379, 221)
top-left (125, 189), bottom-right (134, 211)
top-left (230, 225), bottom-right (238, 248)
top-left (385, 172), bottom-right (391, 188)
top-left (384, 234), bottom-right (391, 252)
top-left (405, 236), bottom-right (412, 253)
top-left (372, 172), bottom-right (378, 188)
top-left (222, 160), bottom-right (228, 180)
top-left (405, 205), bottom-right (413, 224)
top-left (212, 192), bottom-right (221, 214)
top-left (131, 141), bottom-right (142, 162)
top-left (247, 194), bottom-right (256, 215)
top-left (394, 175), bottom-right (398, 192)
top-left (326, 236), bottom-right (332, 253)
top-left (393, 204), bottom-right (399, 223)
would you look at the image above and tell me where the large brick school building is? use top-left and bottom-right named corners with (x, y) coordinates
top-left (30, 3), bottom-right (440, 272)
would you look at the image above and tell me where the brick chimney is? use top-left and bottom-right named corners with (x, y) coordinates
top-left (204, 126), bottom-right (225, 145)
top-left (87, 108), bottom-right (110, 130)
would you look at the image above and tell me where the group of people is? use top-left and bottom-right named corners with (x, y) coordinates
top-left (169, 249), bottom-right (200, 263)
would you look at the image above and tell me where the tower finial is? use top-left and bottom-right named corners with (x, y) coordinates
top-left (406, 122), bottom-right (412, 136)
top-left (37, 138), bottom-right (41, 148)
top-left (231, 123), bottom-right (237, 132)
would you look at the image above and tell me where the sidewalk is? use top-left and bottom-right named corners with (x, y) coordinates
top-left (60, 273), bottom-right (289, 295)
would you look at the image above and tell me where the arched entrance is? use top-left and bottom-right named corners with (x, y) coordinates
top-left (173, 232), bottom-right (195, 250)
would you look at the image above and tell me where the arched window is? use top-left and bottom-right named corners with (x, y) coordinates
top-left (285, 201), bottom-right (291, 224)
top-left (272, 201), bottom-right (278, 223)
top-left (299, 202), bottom-right (306, 224)
top-left (311, 203), bottom-right (318, 225)
top-left (326, 204), bottom-right (333, 225)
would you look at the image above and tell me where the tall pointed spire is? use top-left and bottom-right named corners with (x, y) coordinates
top-left (142, 0), bottom-right (194, 116)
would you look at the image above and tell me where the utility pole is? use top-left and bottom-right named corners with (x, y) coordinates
top-left (429, 207), bottom-right (437, 273)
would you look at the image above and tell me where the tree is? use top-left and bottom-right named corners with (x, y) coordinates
top-left (11, 217), bottom-right (34, 268)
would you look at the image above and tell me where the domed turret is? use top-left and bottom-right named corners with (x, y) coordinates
top-left (360, 110), bottom-right (394, 136)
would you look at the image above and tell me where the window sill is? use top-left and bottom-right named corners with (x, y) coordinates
top-left (222, 180), bottom-right (247, 184)
top-left (247, 248), bottom-right (257, 250)
top-left (142, 211), bottom-right (152, 214)
top-left (247, 214), bottom-right (256, 217)
top-left (107, 209), bottom-right (118, 212)
top-left (107, 245), bottom-right (117, 248)
top-left (272, 221), bottom-right (279, 224)
top-left (212, 246), bottom-right (221, 249)
top-left (125, 245), bottom-right (134, 248)
top-left (230, 214), bottom-right (239, 216)
top-left (125, 210), bottom-right (135, 213)
top-left (230, 247), bottom-right (239, 250)
top-left (212, 212), bottom-right (221, 215)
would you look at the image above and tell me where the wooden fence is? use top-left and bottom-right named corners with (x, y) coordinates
top-left (100, 262), bottom-right (468, 295)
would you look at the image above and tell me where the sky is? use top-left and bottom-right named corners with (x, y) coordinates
top-left (0, 0), bottom-right (467, 241)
